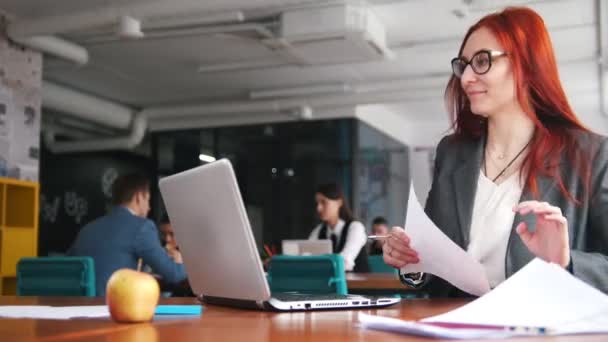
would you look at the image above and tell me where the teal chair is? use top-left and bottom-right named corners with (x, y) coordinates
top-left (368, 255), bottom-right (398, 274)
top-left (267, 254), bottom-right (347, 295)
top-left (17, 257), bottom-right (96, 297)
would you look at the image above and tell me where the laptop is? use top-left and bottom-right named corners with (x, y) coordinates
top-left (159, 159), bottom-right (401, 311)
top-left (282, 240), bottom-right (332, 256)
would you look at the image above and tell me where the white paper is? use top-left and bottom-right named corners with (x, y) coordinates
top-left (359, 313), bottom-right (518, 339)
top-left (424, 258), bottom-right (608, 335)
top-left (0, 305), bottom-right (109, 319)
top-left (401, 183), bottom-right (490, 296)
top-left (360, 259), bottom-right (608, 339)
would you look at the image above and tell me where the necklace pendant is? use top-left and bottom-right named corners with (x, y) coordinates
top-left (497, 154), bottom-right (506, 160)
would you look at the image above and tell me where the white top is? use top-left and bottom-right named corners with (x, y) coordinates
top-left (467, 171), bottom-right (524, 288)
top-left (308, 219), bottom-right (367, 271)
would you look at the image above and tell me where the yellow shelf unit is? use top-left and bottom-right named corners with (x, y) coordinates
top-left (0, 177), bottom-right (39, 295)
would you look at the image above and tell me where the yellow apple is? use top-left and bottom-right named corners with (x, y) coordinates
top-left (106, 268), bottom-right (160, 323)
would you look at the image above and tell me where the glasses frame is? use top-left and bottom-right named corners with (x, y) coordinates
top-left (451, 50), bottom-right (507, 78)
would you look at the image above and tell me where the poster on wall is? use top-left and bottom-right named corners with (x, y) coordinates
top-left (8, 88), bottom-right (40, 181)
top-left (0, 86), bottom-right (13, 177)
top-left (0, 34), bottom-right (42, 182)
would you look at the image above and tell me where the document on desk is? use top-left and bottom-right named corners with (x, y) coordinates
top-left (360, 258), bottom-right (608, 339)
top-left (359, 313), bottom-right (520, 339)
top-left (401, 183), bottom-right (490, 296)
top-left (423, 258), bottom-right (608, 334)
top-left (0, 305), bottom-right (109, 319)
top-left (0, 305), bottom-right (202, 319)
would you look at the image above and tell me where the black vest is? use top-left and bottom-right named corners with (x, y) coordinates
top-left (318, 221), bottom-right (369, 273)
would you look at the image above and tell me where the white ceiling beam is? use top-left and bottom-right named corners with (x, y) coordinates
top-left (142, 86), bottom-right (438, 119)
top-left (6, 0), bottom-right (319, 37)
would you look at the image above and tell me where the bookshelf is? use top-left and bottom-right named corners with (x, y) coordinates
top-left (0, 177), bottom-right (39, 295)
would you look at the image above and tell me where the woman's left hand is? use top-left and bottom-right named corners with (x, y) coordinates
top-left (513, 201), bottom-right (570, 268)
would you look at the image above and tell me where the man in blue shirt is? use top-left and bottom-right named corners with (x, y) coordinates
top-left (69, 173), bottom-right (187, 296)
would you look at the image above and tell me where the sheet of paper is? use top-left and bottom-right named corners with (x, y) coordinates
top-left (400, 183), bottom-right (490, 296)
top-left (359, 313), bottom-right (518, 339)
top-left (423, 258), bottom-right (608, 334)
top-left (0, 305), bottom-right (109, 319)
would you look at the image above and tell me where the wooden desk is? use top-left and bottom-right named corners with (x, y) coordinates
top-left (345, 272), bottom-right (405, 290)
top-left (1, 296), bottom-right (605, 341)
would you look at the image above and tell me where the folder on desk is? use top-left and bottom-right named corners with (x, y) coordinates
top-left (155, 305), bottom-right (203, 315)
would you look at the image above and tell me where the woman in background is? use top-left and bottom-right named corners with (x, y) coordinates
top-left (309, 182), bottom-right (369, 272)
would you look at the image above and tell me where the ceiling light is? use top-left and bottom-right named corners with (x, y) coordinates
top-left (199, 154), bottom-right (216, 163)
top-left (117, 16), bottom-right (144, 39)
top-left (250, 83), bottom-right (351, 99)
top-left (145, 11), bottom-right (245, 30)
top-left (197, 60), bottom-right (286, 73)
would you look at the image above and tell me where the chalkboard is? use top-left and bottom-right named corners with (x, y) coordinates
top-left (39, 145), bottom-right (152, 256)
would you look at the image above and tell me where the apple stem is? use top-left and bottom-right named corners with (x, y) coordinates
top-left (137, 258), bottom-right (143, 272)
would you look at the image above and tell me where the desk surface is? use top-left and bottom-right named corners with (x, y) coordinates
top-left (1, 296), bottom-right (606, 342)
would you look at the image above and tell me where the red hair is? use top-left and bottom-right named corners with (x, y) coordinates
top-left (445, 7), bottom-right (591, 201)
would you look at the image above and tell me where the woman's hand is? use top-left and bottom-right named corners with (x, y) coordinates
top-left (383, 226), bottom-right (420, 268)
top-left (513, 201), bottom-right (570, 268)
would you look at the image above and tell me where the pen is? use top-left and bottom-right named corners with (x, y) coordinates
top-left (367, 235), bottom-right (389, 239)
top-left (263, 244), bottom-right (273, 257)
top-left (421, 321), bottom-right (550, 335)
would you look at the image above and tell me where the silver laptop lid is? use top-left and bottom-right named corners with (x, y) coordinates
top-left (159, 159), bottom-right (271, 302)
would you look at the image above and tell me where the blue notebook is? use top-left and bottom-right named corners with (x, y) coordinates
top-left (154, 305), bottom-right (203, 315)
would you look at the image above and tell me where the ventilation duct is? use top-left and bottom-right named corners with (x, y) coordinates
top-left (9, 35), bottom-right (88, 65)
top-left (43, 113), bottom-right (147, 154)
top-left (264, 3), bottom-right (393, 65)
top-left (42, 81), bottom-right (147, 153)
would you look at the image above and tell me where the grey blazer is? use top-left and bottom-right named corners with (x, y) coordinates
top-left (420, 130), bottom-right (608, 297)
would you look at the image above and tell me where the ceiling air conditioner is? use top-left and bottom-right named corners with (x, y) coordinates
top-left (267, 4), bottom-right (394, 65)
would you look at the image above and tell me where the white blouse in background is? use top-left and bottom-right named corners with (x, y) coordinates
top-left (467, 171), bottom-right (524, 288)
top-left (308, 219), bottom-right (367, 271)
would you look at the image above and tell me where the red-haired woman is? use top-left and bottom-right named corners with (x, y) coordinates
top-left (383, 7), bottom-right (608, 296)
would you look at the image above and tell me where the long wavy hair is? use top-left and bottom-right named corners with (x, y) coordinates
top-left (445, 7), bottom-right (592, 202)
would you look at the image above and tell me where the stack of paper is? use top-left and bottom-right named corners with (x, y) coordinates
top-left (359, 314), bottom-right (521, 339)
top-left (423, 258), bottom-right (608, 332)
top-left (360, 258), bottom-right (608, 339)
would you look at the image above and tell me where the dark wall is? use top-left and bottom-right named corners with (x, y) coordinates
top-left (153, 119), bottom-right (355, 253)
top-left (39, 145), bottom-right (152, 255)
top-left (37, 118), bottom-right (409, 257)
top-left (355, 121), bottom-right (410, 230)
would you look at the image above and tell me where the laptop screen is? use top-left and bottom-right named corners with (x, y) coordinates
top-left (282, 240), bottom-right (332, 256)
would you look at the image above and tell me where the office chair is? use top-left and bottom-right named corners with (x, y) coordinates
top-left (17, 256), bottom-right (96, 297)
top-left (267, 254), bottom-right (347, 295)
top-left (367, 255), bottom-right (398, 274)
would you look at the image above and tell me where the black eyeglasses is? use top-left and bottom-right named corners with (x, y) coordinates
top-left (451, 50), bottom-right (507, 78)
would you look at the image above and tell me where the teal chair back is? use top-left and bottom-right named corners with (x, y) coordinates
top-left (17, 257), bottom-right (96, 297)
top-left (267, 254), bottom-right (347, 295)
top-left (368, 255), bottom-right (397, 274)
